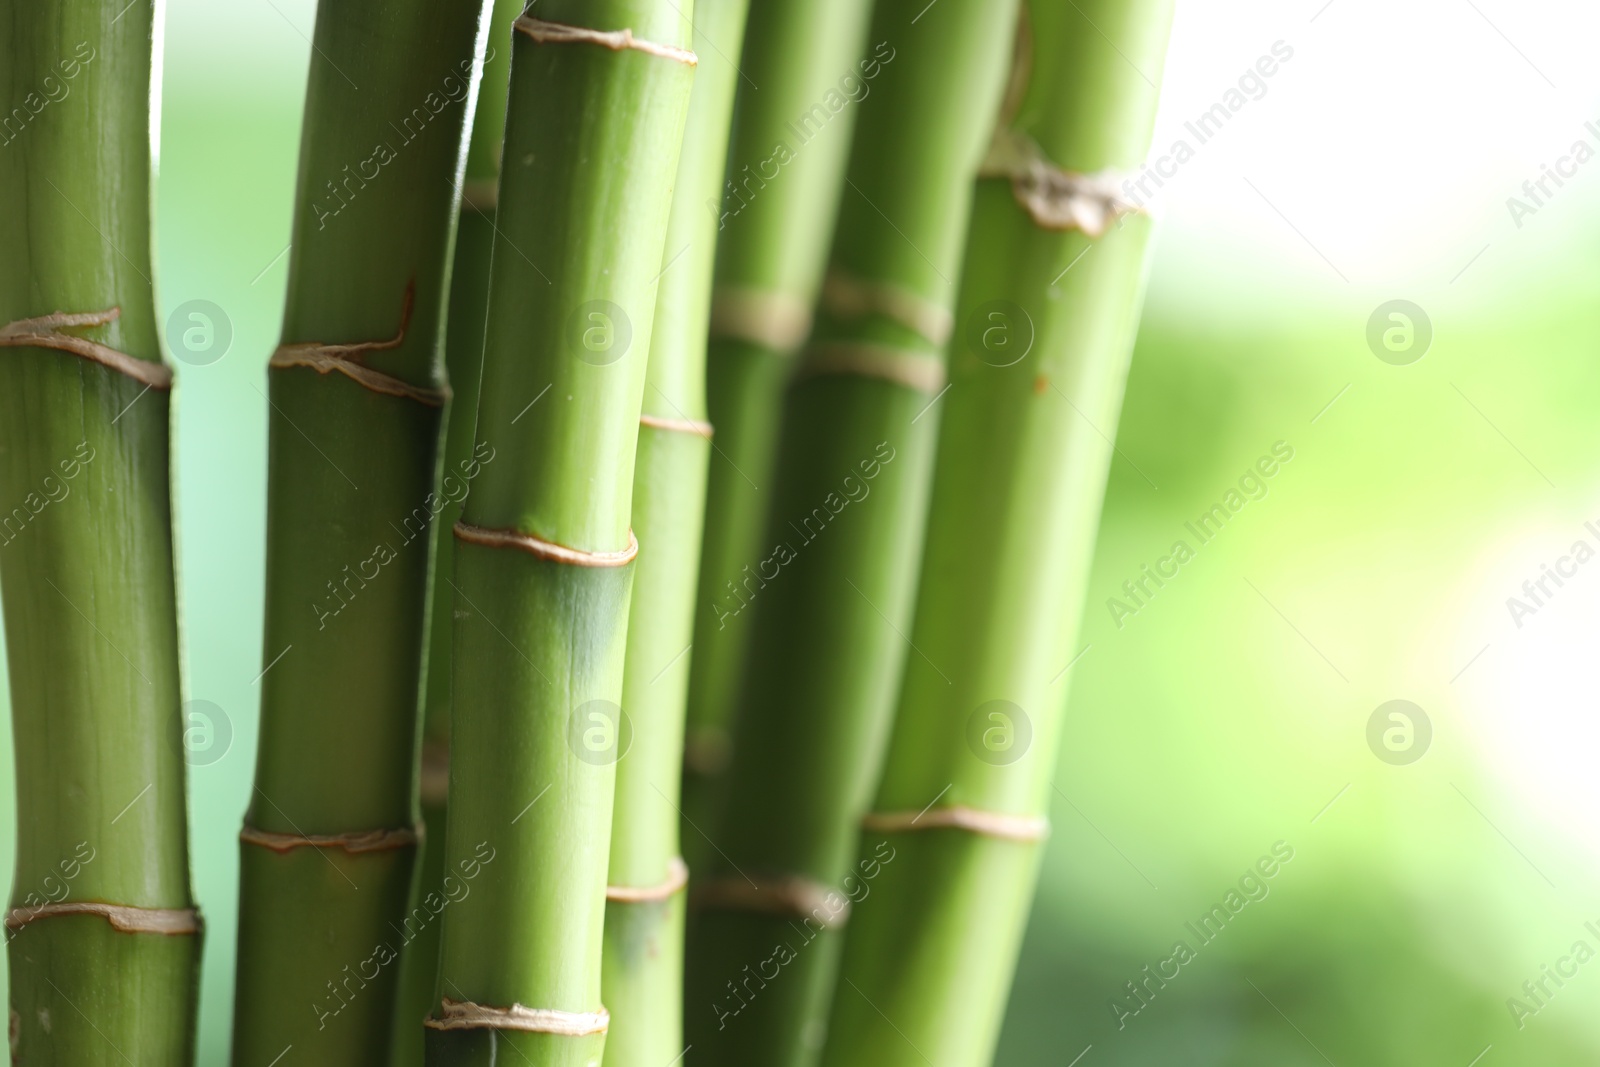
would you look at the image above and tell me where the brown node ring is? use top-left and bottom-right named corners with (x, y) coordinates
top-left (515, 15), bottom-right (698, 66)
top-left (708, 287), bottom-right (813, 351)
top-left (980, 127), bottom-right (1144, 239)
top-left (239, 824), bottom-right (420, 854)
top-left (861, 805), bottom-right (1050, 843)
top-left (424, 997), bottom-right (610, 1037)
top-left (820, 271), bottom-right (954, 347)
top-left (460, 178), bottom-right (498, 213)
top-left (420, 738), bottom-right (450, 808)
top-left (0, 308), bottom-right (173, 389)
top-left (691, 872), bottom-right (851, 926)
top-left (796, 342), bottom-right (947, 395)
top-left (4, 901), bottom-right (200, 936)
top-left (639, 412), bottom-right (713, 438)
top-left (606, 856), bottom-right (689, 903)
top-left (269, 281), bottom-right (449, 407)
top-left (454, 521), bottom-right (640, 568)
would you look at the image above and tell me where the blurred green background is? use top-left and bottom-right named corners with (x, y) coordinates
top-left (4, 0), bottom-right (1600, 1063)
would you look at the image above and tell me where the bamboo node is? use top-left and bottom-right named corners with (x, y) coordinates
top-left (515, 16), bottom-right (698, 66)
top-left (861, 805), bottom-right (1049, 842)
top-left (796, 342), bottom-right (947, 395)
top-left (460, 177), bottom-right (498, 213)
top-left (821, 272), bottom-right (954, 346)
top-left (420, 738), bottom-right (450, 807)
top-left (639, 412), bottom-right (714, 438)
top-left (606, 856), bottom-right (689, 903)
top-left (424, 996), bottom-right (610, 1037)
top-left (980, 127), bottom-right (1145, 238)
top-left (453, 521), bottom-right (640, 568)
top-left (683, 727), bottom-right (732, 775)
top-left (269, 281), bottom-right (449, 407)
top-left (0, 307), bottom-right (173, 389)
top-left (692, 873), bottom-right (852, 926)
top-left (239, 823), bottom-right (421, 854)
top-left (4, 901), bottom-right (201, 936)
top-left (708, 287), bottom-right (813, 351)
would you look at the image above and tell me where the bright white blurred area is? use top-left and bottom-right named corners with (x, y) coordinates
top-left (1144, 0), bottom-right (1600, 891)
top-left (1149, 0), bottom-right (1600, 303)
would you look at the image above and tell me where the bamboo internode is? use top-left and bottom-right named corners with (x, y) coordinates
top-left (0, 4), bottom-right (200, 1059)
top-left (685, 4), bottom-right (1023, 1063)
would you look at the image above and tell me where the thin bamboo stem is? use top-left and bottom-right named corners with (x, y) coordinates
top-left (425, 3), bottom-right (695, 1063)
top-left (684, 2), bottom-right (1020, 1063)
top-left (679, 0), bottom-right (877, 869)
top-left (391, 3), bottom-right (523, 1062)
top-left (231, 2), bottom-right (491, 1063)
top-left (819, 3), bottom-right (1174, 1063)
top-left (600, 0), bottom-right (751, 1061)
top-left (0, 2), bottom-right (199, 1062)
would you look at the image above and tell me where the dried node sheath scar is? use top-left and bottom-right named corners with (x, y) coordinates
top-left (861, 804), bottom-right (1051, 843)
top-left (269, 281), bottom-right (449, 407)
top-left (0, 308), bottom-right (173, 388)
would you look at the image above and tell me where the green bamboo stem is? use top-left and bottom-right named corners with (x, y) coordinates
top-left (679, 0), bottom-right (877, 868)
top-left (390, 3), bottom-right (523, 1062)
top-left (684, 2), bottom-right (1020, 1063)
top-left (424, 3), bottom-right (694, 1063)
top-left (0, 2), bottom-right (200, 1063)
top-left (231, 3), bottom-right (491, 1063)
top-left (599, 0), bottom-right (751, 1061)
top-left (819, 3), bottom-right (1174, 1064)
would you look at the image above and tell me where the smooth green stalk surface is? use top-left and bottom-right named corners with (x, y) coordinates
top-left (233, 3), bottom-right (491, 1064)
top-left (685, 2), bottom-right (1019, 1063)
top-left (391, 3), bottom-right (523, 1062)
top-left (426, 3), bottom-right (693, 1064)
top-left (0, 2), bottom-right (199, 1063)
top-left (820, 3), bottom-right (1174, 1064)
top-left (601, 0), bottom-right (751, 1063)
top-left (679, 0), bottom-right (876, 865)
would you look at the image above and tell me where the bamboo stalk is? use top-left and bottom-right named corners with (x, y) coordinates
top-left (819, 3), bottom-right (1174, 1063)
top-left (0, 2), bottom-right (200, 1063)
top-left (679, 0), bottom-right (877, 867)
top-left (424, 3), bottom-right (695, 1063)
top-left (390, 3), bottom-right (523, 1062)
top-left (684, 2), bottom-right (1020, 1062)
top-left (231, 2), bottom-right (491, 1063)
top-left (600, 0), bottom-right (751, 1061)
